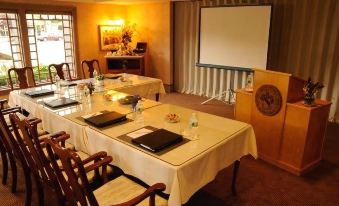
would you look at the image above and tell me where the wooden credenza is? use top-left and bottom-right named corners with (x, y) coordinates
top-left (105, 55), bottom-right (145, 75)
top-left (235, 69), bottom-right (331, 175)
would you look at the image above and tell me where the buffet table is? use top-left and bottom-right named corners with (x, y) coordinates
top-left (8, 82), bottom-right (257, 206)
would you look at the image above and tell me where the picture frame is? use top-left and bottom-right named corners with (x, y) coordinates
top-left (98, 25), bottom-right (122, 51)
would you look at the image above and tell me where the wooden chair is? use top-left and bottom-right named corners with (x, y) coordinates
top-left (9, 113), bottom-right (113, 206)
top-left (81, 59), bottom-right (101, 78)
top-left (8, 67), bottom-right (36, 90)
top-left (0, 100), bottom-right (23, 186)
top-left (48, 63), bottom-right (73, 83)
top-left (0, 111), bottom-right (35, 206)
top-left (45, 138), bottom-right (167, 206)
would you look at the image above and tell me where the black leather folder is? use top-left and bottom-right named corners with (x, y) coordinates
top-left (132, 129), bottom-right (183, 153)
top-left (25, 89), bottom-right (54, 98)
top-left (44, 98), bottom-right (79, 109)
top-left (60, 81), bottom-right (77, 87)
top-left (84, 111), bottom-right (127, 127)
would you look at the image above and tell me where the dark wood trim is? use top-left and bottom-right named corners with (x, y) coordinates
top-left (0, 2), bottom-right (76, 13)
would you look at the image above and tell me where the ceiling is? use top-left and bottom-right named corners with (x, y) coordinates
top-left (54, 0), bottom-right (191, 5)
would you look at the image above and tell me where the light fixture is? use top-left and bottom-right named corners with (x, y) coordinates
top-left (107, 19), bottom-right (124, 26)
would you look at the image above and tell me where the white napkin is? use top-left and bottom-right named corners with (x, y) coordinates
top-left (127, 128), bottom-right (153, 139)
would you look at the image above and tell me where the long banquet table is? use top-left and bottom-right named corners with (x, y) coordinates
top-left (8, 77), bottom-right (257, 206)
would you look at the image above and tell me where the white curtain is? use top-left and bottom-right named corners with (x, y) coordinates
top-left (174, 0), bottom-right (339, 122)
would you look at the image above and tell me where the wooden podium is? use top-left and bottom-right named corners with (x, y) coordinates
top-left (235, 69), bottom-right (331, 175)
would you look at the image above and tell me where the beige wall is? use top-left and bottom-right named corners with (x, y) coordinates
top-left (127, 2), bottom-right (172, 85)
top-left (75, 3), bottom-right (126, 77)
top-left (0, 0), bottom-right (172, 87)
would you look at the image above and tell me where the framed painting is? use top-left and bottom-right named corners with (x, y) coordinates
top-left (98, 25), bottom-right (122, 51)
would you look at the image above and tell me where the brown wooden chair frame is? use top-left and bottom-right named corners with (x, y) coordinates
top-left (8, 67), bottom-right (36, 90)
top-left (48, 63), bottom-right (73, 83)
top-left (81, 59), bottom-right (101, 78)
top-left (0, 102), bottom-right (23, 186)
top-left (45, 138), bottom-right (166, 206)
top-left (9, 113), bottom-right (113, 205)
top-left (0, 112), bottom-right (33, 206)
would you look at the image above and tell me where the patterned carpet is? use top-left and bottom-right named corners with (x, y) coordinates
top-left (0, 92), bottom-right (338, 205)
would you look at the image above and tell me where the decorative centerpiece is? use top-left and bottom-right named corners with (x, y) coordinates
top-left (86, 82), bottom-right (95, 95)
top-left (165, 113), bottom-right (180, 123)
top-left (303, 78), bottom-right (324, 106)
top-left (131, 95), bottom-right (142, 111)
top-left (95, 74), bottom-right (105, 86)
top-left (116, 24), bottom-right (136, 56)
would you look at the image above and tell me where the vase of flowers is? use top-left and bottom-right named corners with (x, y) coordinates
top-left (117, 24), bottom-right (136, 56)
top-left (303, 78), bottom-right (324, 106)
top-left (86, 82), bottom-right (95, 95)
top-left (95, 74), bottom-right (105, 87)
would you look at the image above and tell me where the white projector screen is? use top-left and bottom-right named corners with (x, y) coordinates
top-left (198, 5), bottom-right (271, 69)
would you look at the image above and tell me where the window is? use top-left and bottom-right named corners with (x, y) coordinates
top-left (0, 11), bottom-right (24, 89)
top-left (0, 6), bottom-right (77, 91)
top-left (26, 12), bottom-right (76, 83)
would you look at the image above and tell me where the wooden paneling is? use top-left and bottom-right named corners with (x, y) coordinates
top-left (251, 69), bottom-right (290, 160)
top-left (235, 89), bottom-right (252, 123)
top-left (280, 100), bottom-right (331, 175)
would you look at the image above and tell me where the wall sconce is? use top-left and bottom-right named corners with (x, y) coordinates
top-left (107, 19), bottom-right (124, 26)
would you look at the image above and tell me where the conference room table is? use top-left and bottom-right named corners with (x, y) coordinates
top-left (8, 76), bottom-right (257, 206)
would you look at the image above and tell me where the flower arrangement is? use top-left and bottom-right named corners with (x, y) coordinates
top-left (116, 23), bottom-right (136, 56)
top-left (303, 78), bottom-right (324, 106)
top-left (86, 82), bottom-right (95, 95)
top-left (95, 74), bottom-right (105, 81)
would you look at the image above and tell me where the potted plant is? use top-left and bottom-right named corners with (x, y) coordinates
top-left (95, 74), bottom-right (105, 86)
top-left (303, 78), bottom-right (324, 106)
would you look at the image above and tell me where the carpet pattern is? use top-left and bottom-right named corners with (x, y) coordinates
top-left (0, 92), bottom-right (338, 206)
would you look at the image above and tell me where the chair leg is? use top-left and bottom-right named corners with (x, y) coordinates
top-left (231, 160), bottom-right (240, 196)
top-left (1, 149), bottom-right (8, 185)
top-left (24, 171), bottom-right (32, 206)
top-left (35, 177), bottom-right (44, 206)
top-left (9, 157), bottom-right (17, 193)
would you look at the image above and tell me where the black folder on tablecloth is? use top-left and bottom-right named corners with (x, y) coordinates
top-left (44, 98), bottom-right (79, 109)
top-left (132, 129), bottom-right (183, 153)
top-left (84, 111), bottom-right (127, 127)
top-left (25, 89), bottom-right (54, 98)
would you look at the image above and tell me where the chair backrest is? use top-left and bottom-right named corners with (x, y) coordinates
top-left (45, 138), bottom-right (99, 206)
top-left (0, 111), bottom-right (30, 172)
top-left (81, 59), bottom-right (101, 78)
top-left (48, 63), bottom-right (73, 82)
top-left (7, 67), bottom-right (36, 90)
top-left (9, 114), bottom-right (65, 204)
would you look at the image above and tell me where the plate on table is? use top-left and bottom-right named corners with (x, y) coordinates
top-left (118, 96), bottom-right (134, 105)
top-left (165, 113), bottom-right (180, 123)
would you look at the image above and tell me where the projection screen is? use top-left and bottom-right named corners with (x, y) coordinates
top-left (198, 5), bottom-right (271, 69)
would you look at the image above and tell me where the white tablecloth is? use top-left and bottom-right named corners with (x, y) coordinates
top-left (8, 84), bottom-right (161, 152)
top-left (9, 83), bottom-right (257, 206)
top-left (84, 104), bottom-right (257, 206)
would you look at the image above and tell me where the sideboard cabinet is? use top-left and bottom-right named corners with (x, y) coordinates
top-left (105, 55), bottom-right (145, 75)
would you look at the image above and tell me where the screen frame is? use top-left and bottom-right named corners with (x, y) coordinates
top-left (197, 4), bottom-right (273, 71)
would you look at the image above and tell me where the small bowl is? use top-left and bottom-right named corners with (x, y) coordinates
top-left (165, 113), bottom-right (180, 123)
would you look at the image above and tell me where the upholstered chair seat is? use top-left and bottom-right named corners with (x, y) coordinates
top-left (94, 175), bottom-right (167, 206)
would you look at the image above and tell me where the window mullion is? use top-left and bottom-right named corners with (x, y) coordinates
top-left (5, 13), bottom-right (15, 68)
top-left (31, 17), bottom-right (41, 83)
